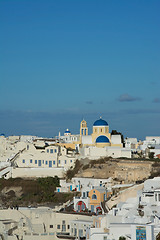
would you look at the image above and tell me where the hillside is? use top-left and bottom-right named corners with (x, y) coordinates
top-left (1, 158), bottom-right (160, 208)
top-left (67, 158), bottom-right (160, 183)
top-left (0, 176), bottom-right (77, 208)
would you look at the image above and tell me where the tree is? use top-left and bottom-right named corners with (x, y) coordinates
top-left (119, 237), bottom-right (126, 240)
top-left (156, 232), bottom-right (160, 240)
top-left (149, 152), bottom-right (154, 159)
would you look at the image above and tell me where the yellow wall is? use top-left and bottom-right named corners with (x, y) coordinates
top-left (91, 126), bottom-right (111, 146)
top-left (95, 142), bottom-right (111, 147)
top-left (57, 143), bottom-right (76, 149)
top-left (89, 189), bottom-right (105, 207)
top-left (110, 143), bottom-right (123, 147)
top-left (80, 120), bottom-right (88, 136)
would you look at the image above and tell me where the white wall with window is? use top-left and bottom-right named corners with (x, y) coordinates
top-left (15, 145), bottom-right (59, 168)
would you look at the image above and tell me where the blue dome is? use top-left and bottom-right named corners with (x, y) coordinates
top-left (65, 129), bottom-right (71, 133)
top-left (93, 118), bottom-right (108, 126)
top-left (96, 135), bottom-right (110, 143)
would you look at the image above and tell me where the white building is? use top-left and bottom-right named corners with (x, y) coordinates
top-left (138, 136), bottom-right (160, 152)
top-left (80, 146), bottom-right (131, 159)
top-left (0, 135), bottom-right (77, 179)
top-left (124, 138), bottom-right (138, 149)
top-left (0, 207), bottom-right (93, 240)
top-left (87, 177), bottom-right (160, 240)
top-left (57, 129), bottom-right (80, 143)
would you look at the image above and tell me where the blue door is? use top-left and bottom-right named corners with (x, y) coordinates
top-left (91, 205), bottom-right (94, 212)
top-left (49, 161), bottom-right (52, 168)
top-left (38, 160), bottom-right (41, 167)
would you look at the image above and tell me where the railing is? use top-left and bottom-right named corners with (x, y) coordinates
top-left (74, 197), bottom-right (88, 200)
top-left (25, 232), bottom-right (54, 236)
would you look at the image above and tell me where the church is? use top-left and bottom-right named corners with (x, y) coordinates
top-left (58, 118), bottom-right (132, 158)
top-left (79, 117), bottom-right (123, 148)
top-left (59, 117), bottom-right (123, 149)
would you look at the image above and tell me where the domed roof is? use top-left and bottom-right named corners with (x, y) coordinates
top-left (65, 129), bottom-right (71, 133)
top-left (93, 118), bottom-right (108, 126)
top-left (96, 135), bottom-right (110, 143)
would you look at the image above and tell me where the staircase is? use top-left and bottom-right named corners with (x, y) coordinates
top-left (101, 201), bottom-right (110, 213)
top-left (0, 167), bottom-right (12, 178)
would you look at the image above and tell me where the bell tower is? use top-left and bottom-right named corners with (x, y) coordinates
top-left (80, 120), bottom-right (88, 136)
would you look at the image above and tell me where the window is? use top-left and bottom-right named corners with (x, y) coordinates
top-left (101, 128), bottom-right (102, 132)
top-left (45, 161), bottom-right (48, 165)
top-left (70, 160), bottom-right (72, 163)
top-left (59, 160), bottom-right (60, 164)
top-left (27, 145), bottom-right (29, 150)
top-left (62, 220), bottom-right (65, 224)
top-left (62, 224), bottom-right (66, 232)
top-left (35, 160), bottom-right (37, 164)
top-left (47, 149), bottom-right (49, 153)
top-left (87, 191), bottom-right (89, 197)
top-left (57, 225), bottom-right (60, 229)
top-left (155, 194), bottom-right (157, 201)
top-left (50, 149), bottom-right (53, 153)
top-left (74, 228), bottom-right (77, 237)
top-left (92, 194), bottom-right (97, 200)
top-left (22, 159), bottom-right (25, 163)
top-left (55, 149), bottom-right (57, 153)
top-left (81, 202), bottom-right (86, 210)
top-left (79, 229), bottom-right (83, 237)
top-left (68, 225), bottom-right (70, 229)
top-left (53, 161), bottom-right (55, 165)
top-left (30, 159), bottom-right (32, 163)
top-left (43, 160), bottom-right (44, 164)
top-left (65, 160), bottom-right (67, 164)
top-left (50, 225), bottom-right (53, 228)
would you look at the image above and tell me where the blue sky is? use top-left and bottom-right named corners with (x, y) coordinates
top-left (0, 0), bottom-right (160, 140)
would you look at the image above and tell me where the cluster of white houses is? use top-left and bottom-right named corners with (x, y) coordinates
top-left (1, 177), bottom-right (160, 239)
top-left (0, 116), bottom-right (160, 239)
top-left (0, 134), bottom-right (77, 178)
top-left (0, 117), bottom-right (160, 179)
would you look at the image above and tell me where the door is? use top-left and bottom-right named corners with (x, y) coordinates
top-left (49, 161), bottom-right (52, 167)
top-left (38, 160), bottom-right (41, 167)
top-left (91, 205), bottom-right (94, 212)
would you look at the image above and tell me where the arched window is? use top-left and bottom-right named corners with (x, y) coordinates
top-left (77, 201), bottom-right (86, 211)
top-left (92, 194), bottom-right (97, 200)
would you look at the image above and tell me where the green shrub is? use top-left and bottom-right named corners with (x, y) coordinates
top-left (119, 237), bottom-right (126, 240)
